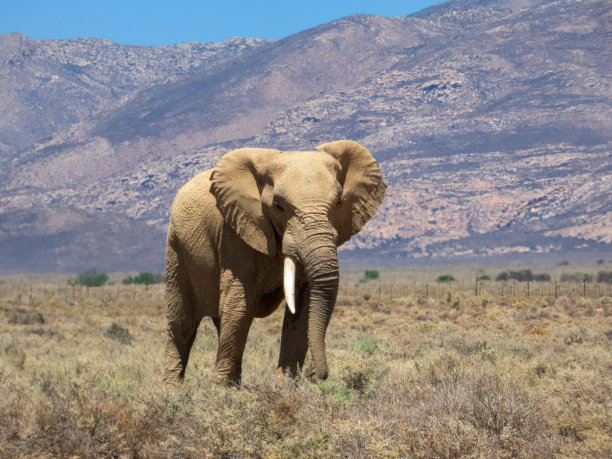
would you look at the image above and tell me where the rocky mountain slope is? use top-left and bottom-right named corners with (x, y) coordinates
top-left (1, 0), bottom-right (610, 273)
top-left (0, 33), bottom-right (269, 158)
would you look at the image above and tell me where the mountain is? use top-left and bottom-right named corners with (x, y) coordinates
top-left (0, 33), bottom-right (270, 157)
top-left (0, 0), bottom-right (610, 273)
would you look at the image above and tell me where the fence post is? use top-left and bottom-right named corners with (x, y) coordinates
top-left (425, 283), bottom-right (428, 299)
top-left (583, 279), bottom-right (586, 297)
top-left (475, 277), bottom-right (478, 296)
top-left (527, 281), bottom-right (530, 298)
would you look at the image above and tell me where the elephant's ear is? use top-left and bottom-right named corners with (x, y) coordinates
top-left (210, 148), bottom-right (280, 256)
top-left (317, 140), bottom-right (387, 246)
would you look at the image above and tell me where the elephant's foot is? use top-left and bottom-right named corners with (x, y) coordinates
top-left (163, 362), bottom-right (186, 385)
top-left (276, 364), bottom-right (317, 382)
top-left (163, 373), bottom-right (184, 385)
top-left (213, 364), bottom-right (242, 388)
top-left (276, 364), bottom-right (300, 379)
top-left (213, 373), bottom-right (241, 388)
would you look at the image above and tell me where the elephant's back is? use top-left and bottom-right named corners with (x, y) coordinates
top-left (169, 169), bottom-right (222, 266)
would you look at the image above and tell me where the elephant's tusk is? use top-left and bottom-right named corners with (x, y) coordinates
top-left (284, 256), bottom-right (297, 314)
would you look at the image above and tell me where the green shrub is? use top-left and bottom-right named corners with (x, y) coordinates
top-left (534, 273), bottom-right (551, 282)
top-left (596, 271), bottom-right (612, 283)
top-left (514, 269), bottom-right (534, 281)
top-left (496, 270), bottom-right (534, 282)
top-left (358, 340), bottom-right (378, 356)
top-left (496, 270), bottom-right (551, 282)
top-left (122, 272), bottom-right (165, 285)
top-left (363, 270), bottom-right (380, 281)
top-left (70, 269), bottom-right (108, 287)
top-left (437, 274), bottom-right (455, 283)
top-left (476, 269), bottom-right (489, 281)
top-left (318, 380), bottom-right (354, 404)
top-left (496, 271), bottom-right (509, 281)
top-left (561, 272), bottom-right (593, 283)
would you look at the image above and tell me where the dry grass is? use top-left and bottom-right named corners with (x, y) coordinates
top-left (1, 279), bottom-right (611, 457)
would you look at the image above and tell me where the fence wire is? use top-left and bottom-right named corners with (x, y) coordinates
top-left (339, 279), bottom-right (612, 300)
top-left (1, 280), bottom-right (610, 307)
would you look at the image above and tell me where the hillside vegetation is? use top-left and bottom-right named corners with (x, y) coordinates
top-left (1, 278), bottom-right (610, 457)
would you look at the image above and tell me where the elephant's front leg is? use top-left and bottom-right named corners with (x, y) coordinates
top-left (215, 276), bottom-right (254, 385)
top-left (277, 285), bottom-right (309, 377)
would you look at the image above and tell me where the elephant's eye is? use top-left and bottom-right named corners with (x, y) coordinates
top-left (336, 200), bottom-right (342, 208)
top-left (273, 201), bottom-right (284, 212)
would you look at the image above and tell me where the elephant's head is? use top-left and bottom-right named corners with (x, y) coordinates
top-left (210, 140), bottom-right (386, 379)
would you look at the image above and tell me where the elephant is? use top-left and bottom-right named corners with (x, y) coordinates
top-left (163, 140), bottom-right (386, 385)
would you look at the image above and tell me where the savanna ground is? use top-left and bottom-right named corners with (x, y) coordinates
top-left (1, 269), bottom-right (611, 458)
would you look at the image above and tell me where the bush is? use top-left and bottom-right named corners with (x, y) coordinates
top-left (496, 271), bottom-right (509, 281)
top-left (122, 272), bottom-right (165, 285)
top-left (8, 310), bottom-right (45, 325)
top-left (105, 323), bottom-right (133, 345)
top-left (475, 269), bottom-right (490, 281)
top-left (561, 272), bottom-right (593, 283)
top-left (596, 271), bottom-right (612, 283)
top-left (514, 269), bottom-right (534, 282)
top-left (71, 269), bottom-right (108, 287)
top-left (497, 270), bottom-right (551, 282)
top-left (496, 270), bottom-right (534, 282)
top-left (4, 344), bottom-right (26, 369)
top-left (358, 340), bottom-right (378, 356)
top-left (437, 274), bottom-right (455, 283)
top-left (342, 366), bottom-right (373, 394)
top-left (360, 270), bottom-right (380, 283)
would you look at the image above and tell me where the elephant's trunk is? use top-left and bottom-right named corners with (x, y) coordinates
top-left (298, 222), bottom-right (339, 380)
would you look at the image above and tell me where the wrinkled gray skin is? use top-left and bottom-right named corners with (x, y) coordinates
top-left (164, 140), bottom-right (386, 385)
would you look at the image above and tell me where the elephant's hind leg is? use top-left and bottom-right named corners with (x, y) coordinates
top-left (164, 242), bottom-right (201, 383)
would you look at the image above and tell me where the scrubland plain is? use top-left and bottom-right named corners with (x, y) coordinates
top-left (1, 277), bottom-right (611, 457)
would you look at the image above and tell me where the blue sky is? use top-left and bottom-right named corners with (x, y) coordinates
top-left (1, 0), bottom-right (443, 46)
